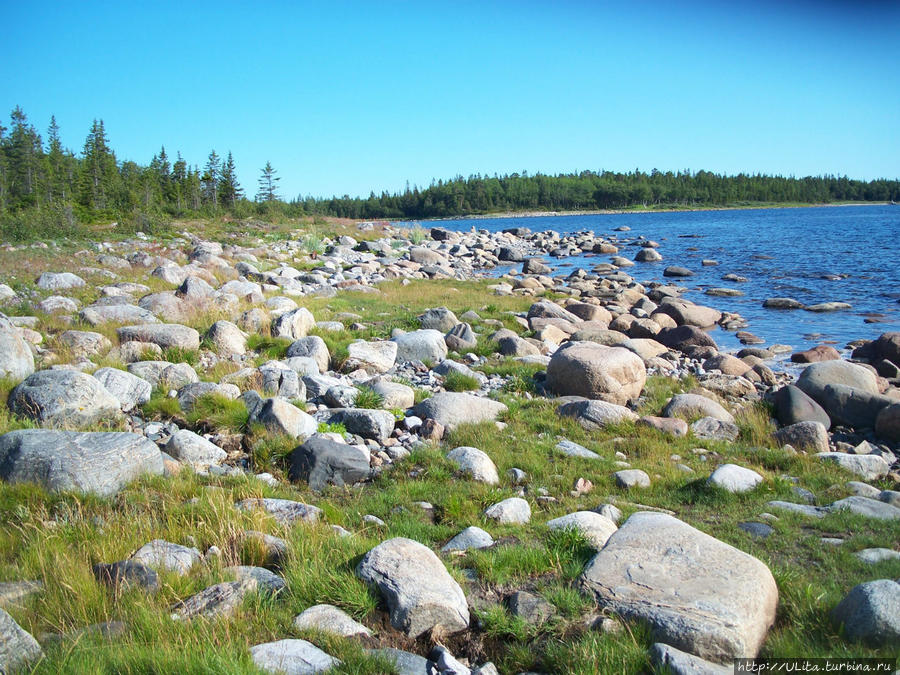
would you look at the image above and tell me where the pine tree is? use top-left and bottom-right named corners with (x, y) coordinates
top-left (256, 161), bottom-right (280, 202)
top-left (172, 152), bottom-right (187, 212)
top-left (201, 150), bottom-right (220, 207)
top-left (78, 119), bottom-right (117, 210)
top-left (5, 107), bottom-right (44, 210)
top-left (218, 151), bottom-right (242, 208)
top-left (45, 115), bottom-right (74, 203)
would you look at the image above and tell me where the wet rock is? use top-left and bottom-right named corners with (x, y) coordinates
top-left (763, 297), bottom-right (804, 309)
top-left (356, 537), bottom-right (469, 638)
top-left (791, 345), bottom-right (840, 363)
top-left (0, 430), bottom-right (163, 497)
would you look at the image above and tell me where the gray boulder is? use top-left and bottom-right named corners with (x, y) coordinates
top-left (205, 320), bottom-right (247, 357)
top-left (9, 369), bottom-right (122, 427)
top-left (546, 342), bottom-right (646, 405)
top-left (392, 329), bottom-right (448, 364)
top-left (557, 399), bottom-right (638, 430)
top-left (773, 421), bottom-right (829, 453)
top-left (795, 359), bottom-right (878, 403)
top-left (165, 429), bottom-right (227, 472)
top-left (293, 604), bottom-right (372, 637)
top-left (707, 464), bottom-right (763, 493)
top-left (555, 439), bottom-right (601, 460)
top-left (271, 307), bottom-right (315, 340)
top-left (117, 323), bottom-right (200, 350)
top-left (663, 394), bottom-right (734, 423)
top-left (445, 323), bottom-right (477, 352)
top-left (131, 539), bottom-right (201, 574)
top-left (580, 512), bottom-right (778, 662)
top-left (36, 271), bottom-right (84, 290)
top-left (257, 397), bottom-right (317, 440)
top-left (446, 446), bottom-right (499, 484)
top-left (288, 436), bottom-right (371, 491)
top-left (80, 304), bottom-right (158, 326)
top-left (827, 496), bottom-right (900, 520)
top-left (875, 402), bottom-right (900, 442)
top-left (328, 408), bottom-right (395, 441)
top-left (356, 537), bottom-right (469, 637)
top-left (649, 643), bottom-right (731, 675)
top-left (615, 469), bottom-right (651, 488)
top-left (691, 417), bottom-right (740, 441)
top-left (817, 384), bottom-right (895, 428)
top-left (0, 430), bottom-right (162, 496)
top-left (237, 498), bottom-right (322, 526)
top-left (484, 497), bottom-right (531, 524)
top-left (832, 579), bottom-right (900, 645)
top-left (0, 314), bottom-right (35, 382)
top-left (816, 453), bottom-right (889, 481)
top-left (224, 566), bottom-right (286, 595)
top-left (441, 526), bottom-right (494, 553)
top-left (418, 307), bottom-right (459, 332)
top-left (345, 340), bottom-right (397, 374)
top-left (177, 381), bottom-right (240, 413)
top-left (413, 392), bottom-right (507, 431)
top-left (171, 581), bottom-right (255, 620)
top-left (365, 378), bottom-right (415, 409)
top-left (250, 639), bottom-right (341, 674)
top-left (546, 511), bottom-right (618, 549)
top-left (93, 367), bottom-right (152, 412)
top-left (774, 385), bottom-right (831, 429)
top-left (258, 363), bottom-right (304, 400)
top-left (0, 607), bottom-right (42, 672)
top-left (286, 336), bottom-right (330, 373)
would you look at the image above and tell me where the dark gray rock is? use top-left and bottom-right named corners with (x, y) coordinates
top-left (774, 385), bottom-right (831, 429)
top-left (0, 430), bottom-right (163, 497)
top-left (738, 522), bottom-right (774, 540)
top-left (288, 436), bottom-right (371, 491)
top-left (508, 590), bottom-right (556, 624)
top-left (649, 642), bottom-right (731, 675)
top-left (818, 384), bottom-right (895, 429)
top-left (327, 408), bottom-right (395, 441)
top-left (93, 560), bottom-right (160, 592)
top-left (832, 579), bottom-right (900, 645)
top-left (117, 323), bottom-right (200, 350)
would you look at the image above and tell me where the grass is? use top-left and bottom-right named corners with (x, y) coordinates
top-left (185, 394), bottom-right (249, 434)
top-left (442, 371), bottom-right (481, 392)
top-left (246, 335), bottom-right (292, 362)
top-left (353, 386), bottom-right (384, 410)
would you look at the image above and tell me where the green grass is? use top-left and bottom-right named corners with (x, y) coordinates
top-left (353, 386), bottom-right (384, 410)
top-left (185, 394), bottom-right (250, 433)
top-left (246, 335), bottom-right (292, 361)
top-left (442, 371), bottom-right (480, 392)
top-left (161, 346), bottom-right (200, 366)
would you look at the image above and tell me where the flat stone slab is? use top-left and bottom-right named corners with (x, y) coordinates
top-left (580, 512), bottom-right (778, 662)
top-left (816, 453), bottom-right (890, 481)
top-left (555, 439), bottom-right (601, 460)
top-left (0, 430), bottom-right (163, 497)
top-left (356, 537), bottom-right (469, 638)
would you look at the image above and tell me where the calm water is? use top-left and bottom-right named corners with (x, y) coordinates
top-left (432, 205), bottom-right (900, 355)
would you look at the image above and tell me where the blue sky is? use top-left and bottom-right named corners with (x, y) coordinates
top-left (2, 1), bottom-right (898, 200)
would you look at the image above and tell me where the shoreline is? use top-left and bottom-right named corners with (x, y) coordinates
top-left (404, 201), bottom-right (888, 223)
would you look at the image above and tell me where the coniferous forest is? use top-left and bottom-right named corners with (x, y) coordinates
top-left (2, 106), bottom-right (898, 240)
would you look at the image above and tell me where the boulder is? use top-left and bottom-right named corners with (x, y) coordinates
top-left (832, 579), bottom-right (900, 646)
top-left (356, 537), bottom-right (469, 638)
top-left (638, 415), bottom-right (688, 436)
top-left (413, 393), bottom-right (507, 431)
top-left (328, 408), bottom-right (395, 441)
top-left (237, 498), bottom-right (322, 526)
top-left (92, 367), bottom-right (152, 412)
top-left (117, 323), bottom-right (200, 351)
top-left (418, 307), bottom-right (459, 332)
top-left (58, 329), bottom-right (112, 358)
top-left (177, 381), bottom-right (240, 413)
top-left (773, 421), bottom-right (829, 454)
top-left (649, 643), bottom-right (731, 675)
top-left (288, 436), bottom-right (371, 491)
top-left (250, 639), bottom-right (341, 674)
top-left (875, 403), bottom-right (900, 442)
top-left (546, 342), bottom-right (646, 405)
top-left (286, 336), bottom-right (330, 373)
top-left (0, 607), bottom-right (42, 672)
top-left (131, 539), bottom-right (201, 574)
top-left (446, 446), bottom-right (499, 484)
top-left (774, 385), bottom-right (830, 429)
top-left (294, 604), bottom-right (372, 638)
top-left (707, 464), bottom-right (763, 493)
top-left (392, 329), bottom-right (448, 364)
top-left (484, 497), bottom-right (531, 524)
top-left (656, 300), bottom-right (721, 328)
top-left (796, 360), bottom-right (878, 404)
top-left (817, 384), bottom-right (895, 429)
top-left (128, 360), bottom-right (198, 389)
top-left (0, 430), bottom-right (162, 496)
top-left (791, 345), bottom-right (840, 363)
top-left (205, 320), bottom-right (247, 357)
top-left (0, 314), bottom-right (35, 382)
top-left (80, 303), bottom-right (159, 326)
top-left (580, 512), bottom-right (777, 662)
top-left (441, 526), bottom-right (494, 553)
top-left (663, 394), bottom-right (734, 423)
top-left (557, 399), bottom-right (638, 430)
top-left (703, 354), bottom-right (750, 376)
top-left (366, 378), bottom-right (415, 409)
top-left (224, 566), bottom-right (286, 596)
top-left (257, 397), bottom-right (317, 440)
top-left (345, 340), bottom-right (397, 374)
top-left (36, 271), bottom-right (84, 290)
top-left (271, 307), bottom-right (315, 340)
top-left (691, 417), bottom-right (739, 441)
top-left (171, 581), bottom-right (255, 620)
top-left (445, 323), bottom-right (478, 352)
top-left (93, 560), bottom-right (159, 593)
top-left (656, 325), bottom-right (718, 352)
top-left (827, 496), bottom-right (900, 520)
top-left (615, 469), bottom-right (651, 488)
top-left (9, 369), bottom-right (121, 427)
top-left (546, 511), bottom-right (617, 549)
top-left (763, 297), bottom-right (804, 309)
top-left (165, 429), bottom-right (227, 472)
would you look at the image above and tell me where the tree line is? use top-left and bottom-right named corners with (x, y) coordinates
top-left (1, 106), bottom-right (898, 240)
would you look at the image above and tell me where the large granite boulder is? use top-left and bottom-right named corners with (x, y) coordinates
top-left (0, 430), bottom-right (163, 496)
top-left (344, 340), bottom-right (397, 374)
top-left (356, 537), bottom-right (469, 638)
top-left (250, 639), bottom-right (340, 674)
top-left (545, 341), bottom-right (646, 405)
top-left (832, 579), bottom-right (900, 646)
top-left (580, 512), bottom-right (777, 663)
top-left (557, 399), bottom-right (639, 430)
top-left (9, 369), bottom-right (122, 427)
top-left (795, 360), bottom-right (878, 403)
top-left (663, 393), bottom-right (734, 423)
top-left (413, 393), bottom-right (507, 431)
top-left (0, 314), bottom-right (35, 382)
top-left (774, 385), bottom-right (831, 429)
top-left (392, 329), bottom-right (448, 364)
top-left (271, 308), bottom-right (315, 340)
top-left (92, 367), bottom-right (152, 412)
top-left (117, 323), bottom-right (200, 351)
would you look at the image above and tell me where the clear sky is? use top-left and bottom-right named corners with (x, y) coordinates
top-left (2, 1), bottom-right (898, 200)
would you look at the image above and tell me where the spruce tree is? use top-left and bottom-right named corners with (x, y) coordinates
top-left (78, 119), bottom-right (117, 210)
top-left (219, 151), bottom-right (242, 208)
top-left (256, 161), bottom-right (280, 202)
top-left (201, 150), bottom-right (220, 207)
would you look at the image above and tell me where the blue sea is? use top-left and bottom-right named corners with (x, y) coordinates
top-left (432, 205), bottom-right (900, 356)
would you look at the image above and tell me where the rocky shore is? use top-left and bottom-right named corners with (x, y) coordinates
top-left (0, 220), bottom-right (897, 673)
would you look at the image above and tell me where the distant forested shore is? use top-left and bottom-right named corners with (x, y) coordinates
top-left (2, 106), bottom-right (898, 240)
